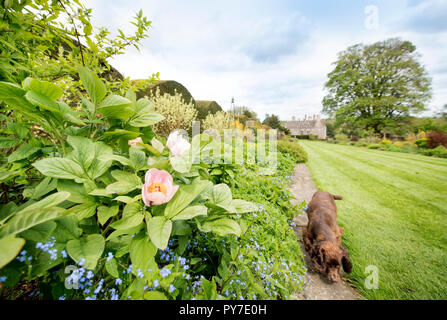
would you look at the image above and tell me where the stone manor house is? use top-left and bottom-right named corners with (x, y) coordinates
top-left (283, 114), bottom-right (327, 139)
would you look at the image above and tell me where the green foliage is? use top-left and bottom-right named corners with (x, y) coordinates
top-left (277, 139), bottom-right (308, 163)
top-left (323, 38), bottom-right (432, 134)
top-left (0, 2), bottom-right (308, 300)
top-left (0, 0), bottom-right (155, 89)
top-left (262, 114), bottom-right (289, 134)
top-left (148, 87), bottom-right (197, 137)
top-left (195, 101), bottom-right (223, 120)
top-left (415, 138), bottom-right (428, 148)
top-left (0, 68), bottom-right (268, 300)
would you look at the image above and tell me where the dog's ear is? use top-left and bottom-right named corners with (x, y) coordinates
top-left (311, 246), bottom-right (326, 272)
top-left (340, 246), bottom-right (352, 273)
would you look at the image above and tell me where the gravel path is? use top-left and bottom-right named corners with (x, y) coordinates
top-left (289, 163), bottom-right (361, 300)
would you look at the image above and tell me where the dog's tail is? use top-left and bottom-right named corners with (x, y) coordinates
top-left (332, 194), bottom-right (343, 200)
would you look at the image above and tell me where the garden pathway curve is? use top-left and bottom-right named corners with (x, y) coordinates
top-left (289, 163), bottom-right (361, 300)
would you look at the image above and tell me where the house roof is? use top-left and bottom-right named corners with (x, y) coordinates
top-left (283, 119), bottom-right (325, 130)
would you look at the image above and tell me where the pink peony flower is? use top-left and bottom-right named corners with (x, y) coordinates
top-left (128, 137), bottom-right (143, 147)
top-left (166, 131), bottom-right (190, 157)
top-left (142, 168), bottom-right (179, 207)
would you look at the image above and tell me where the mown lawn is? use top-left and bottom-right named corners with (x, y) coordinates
top-left (299, 141), bottom-right (447, 300)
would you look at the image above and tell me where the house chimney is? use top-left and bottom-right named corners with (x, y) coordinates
top-left (317, 114), bottom-right (320, 120)
top-left (304, 114), bottom-right (307, 120)
top-left (292, 116), bottom-right (296, 121)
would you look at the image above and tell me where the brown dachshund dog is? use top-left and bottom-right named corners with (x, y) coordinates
top-left (302, 190), bottom-right (352, 282)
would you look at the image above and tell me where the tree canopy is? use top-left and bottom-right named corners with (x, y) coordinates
top-left (322, 38), bottom-right (432, 134)
top-left (262, 114), bottom-right (289, 134)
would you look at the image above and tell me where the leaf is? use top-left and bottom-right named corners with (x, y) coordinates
top-left (171, 220), bottom-right (192, 236)
top-left (146, 216), bottom-right (172, 250)
top-left (201, 278), bottom-right (218, 300)
top-left (164, 181), bottom-right (210, 219)
top-left (19, 221), bottom-right (57, 242)
top-left (110, 213), bottom-right (144, 230)
top-left (0, 207), bottom-right (69, 237)
top-left (0, 137), bottom-right (20, 148)
top-left (97, 205), bottom-right (119, 226)
top-left (210, 184), bottom-right (232, 207)
top-left (129, 113), bottom-right (164, 127)
top-left (33, 158), bottom-right (87, 183)
top-left (170, 154), bottom-right (192, 173)
top-left (69, 202), bottom-right (98, 220)
top-left (135, 98), bottom-right (153, 113)
top-left (130, 233), bottom-right (157, 273)
top-left (25, 90), bottom-right (61, 113)
top-left (57, 180), bottom-right (93, 203)
top-left (129, 147), bottom-right (146, 170)
top-left (123, 201), bottom-right (142, 218)
top-left (8, 144), bottom-right (40, 162)
top-left (57, 102), bottom-right (86, 125)
top-left (53, 216), bottom-right (83, 243)
top-left (18, 191), bottom-right (71, 214)
top-left (67, 136), bottom-right (95, 170)
top-left (230, 199), bottom-right (259, 213)
top-left (106, 223), bottom-right (143, 241)
top-left (0, 170), bottom-right (21, 182)
top-left (172, 205), bottom-right (207, 221)
top-left (201, 218), bottom-right (241, 237)
top-left (105, 258), bottom-right (119, 278)
top-left (98, 95), bottom-right (134, 119)
top-left (78, 66), bottom-right (106, 105)
top-left (32, 177), bottom-right (57, 200)
top-left (106, 170), bottom-right (142, 194)
top-left (98, 154), bottom-right (132, 167)
top-left (143, 291), bottom-right (168, 300)
top-left (89, 189), bottom-right (111, 197)
top-left (22, 77), bottom-right (63, 100)
top-left (0, 202), bottom-right (17, 223)
top-left (103, 129), bottom-right (140, 141)
top-left (66, 234), bottom-right (105, 270)
top-left (8, 122), bottom-right (29, 140)
top-left (0, 82), bottom-right (37, 117)
top-left (0, 235), bottom-right (25, 269)
top-left (86, 141), bottom-right (113, 180)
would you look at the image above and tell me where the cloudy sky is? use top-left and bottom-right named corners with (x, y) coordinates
top-left (89, 0), bottom-right (447, 121)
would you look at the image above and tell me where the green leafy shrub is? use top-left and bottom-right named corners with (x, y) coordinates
top-left (367, 144), bottom-right (381, 149)
top-left (0, 68), bottom-right (274, 300)
top-left (136, 80), bottom-right (195, 107)
top-left (228, 152), bottom-right (307, 299)
top-left (422, 145), bottom-right (447, 158)
top-left (415, 138), bottom-right (428, 148)
top-left (277, 140), bottom-right (308, 163)
top-left (334, 133), bottom-right (349, 143)
top-left (148, 87), bottom-right (198, 138)
top-left (0, 68), bottom-right (308, 300)
top-left (433, 146), bottom-right (447, 158)
top-left (195, 101), bottom-right (223, 121)
top-left (202, 111), bottom-right (233, 131)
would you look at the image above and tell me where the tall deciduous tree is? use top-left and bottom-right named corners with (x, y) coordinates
top-left (322, 38), bottom-right (432, 134)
